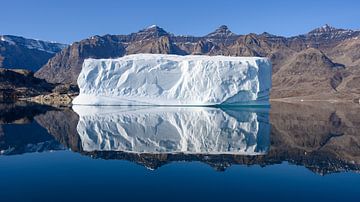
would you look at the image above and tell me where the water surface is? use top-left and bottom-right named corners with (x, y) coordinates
top-left (0, 102), bottom-right (360, 201)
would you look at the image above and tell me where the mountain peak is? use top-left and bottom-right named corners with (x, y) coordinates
top-left (260, 32), bottom-right (277, 37)
top-left (206, 25), bottom-right (236, 38)
top-left (309, 24), bottom-right (339, 34)
top-left (217, 25), bottom-right (230, 31)
top-left (147, 24), bottom-right (159, 29)
top-left (134, 25), bottom-right (169, 39)
top-left (308, 24), bottom-right (354, 35)
top-left (322, 24), bottom-right (336, 30)
top-left (142, 25), bottom-right (167, 32)
top-left (306, 24), bottom-right (356, 40)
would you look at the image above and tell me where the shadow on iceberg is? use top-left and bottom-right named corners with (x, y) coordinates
top-left (72, 106), bottom-right (270, 155)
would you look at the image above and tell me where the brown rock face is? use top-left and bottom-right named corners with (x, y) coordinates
top-left (271, 48), bottom-right (346, 98)
top-left (35, 25), bottom-right (360, 100)
top-left (0, 68), bottom-right (54, 101)
top-left (35, 35), bottom-right (126, 84)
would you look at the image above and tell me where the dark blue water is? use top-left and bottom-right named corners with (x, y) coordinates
top-left (1, 151), bottom-right (359, 202)
top-left (0, 102), bottom-right (360, 202)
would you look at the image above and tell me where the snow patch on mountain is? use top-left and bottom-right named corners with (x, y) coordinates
top-left (0, 35), bottom-right (67, 53)
top-left (307, 24), bottom-right (357, 40)
top-left (147, 24), bottom-right (158, 29)
top-left (0, 35), bottom-right (16, 45)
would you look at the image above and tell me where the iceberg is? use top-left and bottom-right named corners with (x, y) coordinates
top-left (72, 106), bottom-right (270, 155)
top-left (72, 54), bottom-right (272, 106)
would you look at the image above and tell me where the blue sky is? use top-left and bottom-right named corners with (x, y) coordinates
top-left (1, 0), bottom-right (360, 44)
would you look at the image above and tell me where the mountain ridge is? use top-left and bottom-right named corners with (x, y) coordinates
top-left (4, 24), bottom-right (360, 100)
top-left (0, 35), bottom-right (67, 71)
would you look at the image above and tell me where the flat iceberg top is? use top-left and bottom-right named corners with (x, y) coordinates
top-left (73, 54), bottom-right (272, 106)
top-left (85, 54), bottom-right (268, 63)
top-left (72, 106), bottom-right (270, 155)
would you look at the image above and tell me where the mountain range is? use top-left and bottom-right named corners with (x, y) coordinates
top-left (0, 35), bottom-right (66, 71)
top-left (1, 24), bottom-right (360, 100)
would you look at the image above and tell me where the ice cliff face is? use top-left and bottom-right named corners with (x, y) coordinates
top-left (72, 106), bottom-right (270, 155)
top-left (72, 54), bottom-right (271, 106)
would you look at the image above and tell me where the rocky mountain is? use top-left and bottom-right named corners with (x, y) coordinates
top-left (35, 24), bottom-right (360, 100)
top-left (0, 68), bottom-right (54, 102)
top-left (205, 25), bottom-right (238, 45)
top-left (0, 35), bottom-right (67, 71)
top-left (0, 66), bottom-right (80, 105)
top-left (272, 48), bottom-right (346, 98)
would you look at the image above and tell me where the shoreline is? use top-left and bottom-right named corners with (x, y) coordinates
top-left (270, 98), bottom-right (358, 104)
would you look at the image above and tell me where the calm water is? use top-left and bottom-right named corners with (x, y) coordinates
top-left (1, 101), bottom-right (360, 201)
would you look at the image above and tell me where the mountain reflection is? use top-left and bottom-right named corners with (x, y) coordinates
top-left (1, 101), bottom-right (360, 175)
top-left (0, 103), bottom-right (64, 155)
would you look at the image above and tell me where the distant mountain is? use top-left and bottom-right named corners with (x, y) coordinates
top-left (35, 24), bottom-right (360, 100)
top-left (306, 24), bottom-right (359, 42)
top-left (0, 35), bottom-right (67, 71)
top-left (205, 25), bottom-right (238, 45)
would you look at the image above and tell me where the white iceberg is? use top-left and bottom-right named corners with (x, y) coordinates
top-left (72, 106), bottom-right (270, 155)
top-left (72, 54), bottom-right (271, 106)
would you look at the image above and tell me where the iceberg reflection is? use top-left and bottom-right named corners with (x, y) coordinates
top-left (72, 106), bottom-right (270, 155)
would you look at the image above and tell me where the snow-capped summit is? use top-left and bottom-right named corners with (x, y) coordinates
top-left (143, 24), bottom-right (167, 32)
top-left (307, 24), bottom-right (356, 39)
top-left (146, 24), bottom-right (159, 29)
top-left (317, 24), bottom-right (339, 33)
top-left (132, 25), bottom-right (170, 40)
top-left (0, 35), bottom-right (16, 45)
